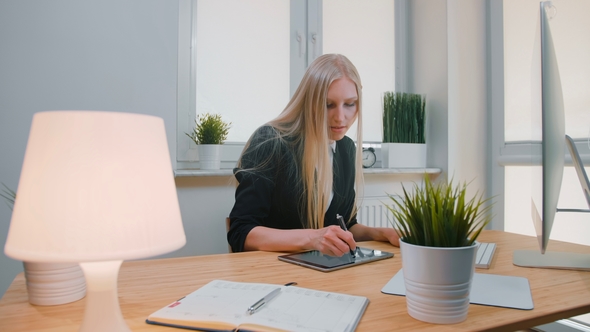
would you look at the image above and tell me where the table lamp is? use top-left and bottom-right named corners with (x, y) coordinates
top-left (4, 111), bottom-right (186, 332)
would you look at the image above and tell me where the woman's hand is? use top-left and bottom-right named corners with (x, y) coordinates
top-left (310, 225), bottom-right (357, 256)
top-left (349, 224), bottom-right (400, 247)
top-left (243, 225), bottom-right (355, 255)
top-left (380, 227), bottom-right (400, 247)
top-left (243, 224), bottom-right (400, 254)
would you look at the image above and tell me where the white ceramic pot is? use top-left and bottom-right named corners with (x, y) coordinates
top-left (381, 143), bottom-right (426, 168)
top-left (23, 262), bottom-right (86, 306)
top-left (399, 240), bottom-right (477, 324)
top-left (198, 144), bottom-right (221, 170)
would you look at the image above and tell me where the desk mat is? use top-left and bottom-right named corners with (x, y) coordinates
top-left (381, 269), bottom-right (534, 310)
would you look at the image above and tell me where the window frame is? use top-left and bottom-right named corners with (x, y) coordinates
top-left (176, 0), bottom-right (322, 171)
top-left (176, 0), bottom-right (398, 172)
top-left (488, 0), bottom-right (590, 231)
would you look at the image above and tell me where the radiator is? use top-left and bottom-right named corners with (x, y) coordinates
top-left (356, 197), bottom-right (396, 228)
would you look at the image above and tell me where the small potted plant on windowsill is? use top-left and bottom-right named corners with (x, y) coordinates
top-left (381, 92), bottom-right (426, 168)
top-left (186, 113), bottom-right (231, 170)
top-left (386, 176), bottom-right (493, 324)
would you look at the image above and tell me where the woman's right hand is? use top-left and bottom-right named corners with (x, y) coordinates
top-left (243, 225), bottom-right (356, 255)
top-left (309, 225), bottom-right (357, 257)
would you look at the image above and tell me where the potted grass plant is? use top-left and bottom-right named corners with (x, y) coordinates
top-left (186, 113), bottom-right (231, 170)
top-left (1, 183), bottom-right (86, 306)
top-left (382, 92), bottom-right (426, 168)
top-left (385, 176), bottom-right (493, 324)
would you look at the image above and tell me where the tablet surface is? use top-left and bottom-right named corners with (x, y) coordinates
top-left (278, 247), bottom-right (394, 272)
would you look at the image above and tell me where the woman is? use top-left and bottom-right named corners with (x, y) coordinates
top-left (227, 54), bottom-right (399, 255)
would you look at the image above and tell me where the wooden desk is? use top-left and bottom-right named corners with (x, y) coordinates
top-left (1, 230), bottom-right (589, 331)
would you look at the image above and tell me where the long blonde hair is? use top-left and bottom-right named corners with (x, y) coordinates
top-left (239, 54), bottom-right (364, 229)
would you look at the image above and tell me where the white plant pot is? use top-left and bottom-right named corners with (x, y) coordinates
top-left (381, 143), bottom-right (426, 168)
top-left (400, 240), bottom-right (477, 324)
top-left (198, 144), bottom-right (221, 170)
top-left (23, 262), bottom-right (86, 306)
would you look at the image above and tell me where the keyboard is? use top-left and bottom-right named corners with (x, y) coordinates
top-left (475, 242), bottom-right (497, 269)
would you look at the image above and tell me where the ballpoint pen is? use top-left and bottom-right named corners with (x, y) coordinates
top-left (247, 282), bottom-right (297, 315)
top-left (337, 214), bottom-right (357, 258)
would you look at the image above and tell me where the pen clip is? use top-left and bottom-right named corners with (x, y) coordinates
top-left (247, 283), bottom-right (297, 315)
top-left (247, 298), bottom-right (267, 314)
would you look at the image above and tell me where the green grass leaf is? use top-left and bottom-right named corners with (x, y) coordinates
top-left (385, 175), bottom-right (494, 247)
top-left (1, 183), bottom-right (16, 211)
top-left (382, 92), bottom-right (426, 144)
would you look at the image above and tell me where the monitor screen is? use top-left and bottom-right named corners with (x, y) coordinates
top-left (530, 0), bottom-right (565, 254)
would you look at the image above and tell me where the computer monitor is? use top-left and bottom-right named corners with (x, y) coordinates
top-left (564, 135), bottom-right (590, 210)
top-left (512, 1), bottom-right (590, 271)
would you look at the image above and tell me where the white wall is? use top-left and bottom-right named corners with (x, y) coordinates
top-left (0, 0), bottom-right (186, 297)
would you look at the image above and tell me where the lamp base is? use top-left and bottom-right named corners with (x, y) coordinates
top-left (23, 262), bottom-right (86, 306)
top-left (79, 260), bottom-right (130, 332)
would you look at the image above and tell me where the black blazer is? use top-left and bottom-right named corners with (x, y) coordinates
top-left (227, 125), bottom-right (358, 252)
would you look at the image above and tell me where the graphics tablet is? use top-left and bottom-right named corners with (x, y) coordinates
top-left (278, 247), bottom-right (394, 272)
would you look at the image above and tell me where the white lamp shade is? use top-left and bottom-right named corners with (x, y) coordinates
top-left (5, 111), bottom-right (186, 262)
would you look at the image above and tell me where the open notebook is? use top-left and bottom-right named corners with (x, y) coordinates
top-left (146, 280), bottom-right (369, 332)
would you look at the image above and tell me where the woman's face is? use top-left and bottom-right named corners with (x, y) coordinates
top-left (326, 77), bottom-right (358, 142)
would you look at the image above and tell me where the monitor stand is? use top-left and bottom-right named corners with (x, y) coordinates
top-left (513, 250), bottom-right (590, 271)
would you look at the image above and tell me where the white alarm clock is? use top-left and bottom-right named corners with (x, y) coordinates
top-left (362, 147), bottom-right (376, 168)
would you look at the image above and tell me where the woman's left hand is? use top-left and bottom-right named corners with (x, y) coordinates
top-left (380, 228), bottom-right (400, 247)
top-left (349, 224), bottom-right (400, 247)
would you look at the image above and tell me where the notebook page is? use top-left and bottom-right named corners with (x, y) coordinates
top-left (243, 284), bottom-right (368, 331)
top-left (148, 280), bottom-right (280, 329)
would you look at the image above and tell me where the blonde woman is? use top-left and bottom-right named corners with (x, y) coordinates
top-left (228, 54), bottom-right (399, 255)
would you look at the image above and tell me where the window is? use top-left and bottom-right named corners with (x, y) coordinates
top-left (323, 0), bottom-right (395, 142)
top-left (503, 0), bottom-right (589, 141)
top-left (495, 0), bottom-right (590, 244)
top-left (176, 0), bottom-right (395, 170)
top-left (194, 0), bottom-right (290, 143)
top-left (492, 4), bottom-right (589, 325)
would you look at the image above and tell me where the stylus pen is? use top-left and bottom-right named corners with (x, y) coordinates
top-left (337, 214), bottom-right (356, 257)
top-left (247, 282), bottom-right (297, 315)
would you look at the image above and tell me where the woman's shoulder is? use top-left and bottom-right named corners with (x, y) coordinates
top-left (254, 124), bottom-right (276, 135)
top-left (338, 135), bottom-right (355, 145)
top-left (244, 125), bottom-right (291, 157)
top-left (337, 135), bottom-right (356, 153)
top-left (250, 125), bottom-right (299, 147)
top-left (249, 125), bottom-right (280, 142)
top-left (238, 125), bottom-right (295, 174)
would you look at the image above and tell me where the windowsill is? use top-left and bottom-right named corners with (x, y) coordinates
top-left (174, 167), bottom-right (442, 178)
